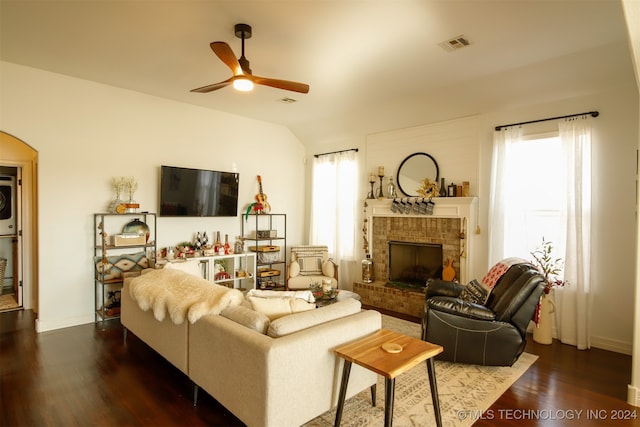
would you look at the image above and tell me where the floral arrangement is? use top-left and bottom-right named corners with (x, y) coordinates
top-left (124, 176), bottom-right (138, 202)
top-left (530, 238), bottom-right (566, 294)
top-left (309, 281), bottom-right (339, 300)
top-left (111, 177), bottom-right (126, 201)
top-left (416, 178), bottom-right (439, 199)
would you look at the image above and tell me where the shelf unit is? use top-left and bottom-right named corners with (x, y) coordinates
top-left (241, 213), bottom-right (287, 289)
top-left (162, 253), bottom-right (257, 292)
top-left (94, 212), bottom-right (156, 325)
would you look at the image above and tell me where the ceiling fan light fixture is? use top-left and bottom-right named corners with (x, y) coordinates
top-left (233, 76), bottom-right (254, 91)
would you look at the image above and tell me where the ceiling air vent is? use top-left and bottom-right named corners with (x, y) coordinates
top-left (438, 35), bottom-right (471, 52)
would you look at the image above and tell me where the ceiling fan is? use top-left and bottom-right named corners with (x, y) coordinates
top-left (191, 23), bottom-right (310, 94)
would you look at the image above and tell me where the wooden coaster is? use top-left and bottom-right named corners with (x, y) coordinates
top-left (381, 342), bottom-right (403, 354)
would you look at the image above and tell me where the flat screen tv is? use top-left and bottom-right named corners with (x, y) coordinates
top-left (159, 165), bottom-right (239, 217)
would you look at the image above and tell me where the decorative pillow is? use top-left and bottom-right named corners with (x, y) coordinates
top-left (267, 298), bottom-right (362, 338)
top-left (248, 296), bottom-right (315, 321)
top-left (289, 260), bottom-right (301, 277)
top-left (298, 256), bottom-right (323, 275)
top-left (322, 260), bottom-right (335, 278)
top-left (459, 279), bottom-right (490, 305)
top-left (163, 260), bottom-right (202, 278)
top-left (220, 305), bottom-right (271, 334)
top-left (94, 252), bottom-right (149, 282)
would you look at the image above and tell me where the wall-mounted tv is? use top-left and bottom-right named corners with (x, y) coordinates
top-left (159, 165), bottom-right (239, 217)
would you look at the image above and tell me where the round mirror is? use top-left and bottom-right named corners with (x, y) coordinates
top-left (396, 153), bottom-right (439, 197)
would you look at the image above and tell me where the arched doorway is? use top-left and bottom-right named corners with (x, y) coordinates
top-left (0, 131), bottom-right (38, 312)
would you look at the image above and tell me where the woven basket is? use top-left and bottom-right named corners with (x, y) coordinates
top-left (0, 258), bottom-right (6, 289)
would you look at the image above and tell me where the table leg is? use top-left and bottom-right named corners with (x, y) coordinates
top-left (370, 383), bottom-right (377, 407)
top-left (334, 360), bottom-right (352, 427)
top-left (384, 377), bottom-right (395, 427)
top-left (426, 358), bottom-right (442, 427)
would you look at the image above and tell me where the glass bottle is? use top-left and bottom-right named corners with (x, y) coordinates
top-left (439, 178), bottom-right (447, 197)
top-left (224, 234), bottom-right (231, 254)
top-left (361, 254), bottom-right (373, 283)
top-left (214, 231), bottom-right (223, 254)
top-left (387, 177), bottom-right (397, 199)
top-left (234, 236), bottom-right (244, 254)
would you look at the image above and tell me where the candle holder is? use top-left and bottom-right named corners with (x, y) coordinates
top-left (377, 174), bottom-right (384, 199)
top-left (367, 180), bottom-right (376, 199)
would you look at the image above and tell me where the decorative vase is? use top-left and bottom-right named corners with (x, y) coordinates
top-left (533, 294), bottom-right (555, 344)
top-left (122, 218), bottom-right (150, 242)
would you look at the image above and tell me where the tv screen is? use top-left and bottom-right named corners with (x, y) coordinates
top-left (159, 166), bottom-right (239, 217)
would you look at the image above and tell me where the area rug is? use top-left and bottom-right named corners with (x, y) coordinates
top-left (305, 314), bottom-right (538, 427)
top-left (0, 293), bottom-right (19, 311)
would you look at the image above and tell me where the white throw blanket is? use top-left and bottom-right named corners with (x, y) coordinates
top-left (128, 269), bottom-right (244, 324)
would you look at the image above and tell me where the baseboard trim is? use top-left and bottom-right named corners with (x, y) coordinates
top-left (590, 335), bottom-right (633, 355)
top-left (35, 314), bottom-right (95, 333)
top-left (628, 385), bottom-right (640, 407)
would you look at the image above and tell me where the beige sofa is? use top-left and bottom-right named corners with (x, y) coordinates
top-left (121, 271), bottom-right (381, 427)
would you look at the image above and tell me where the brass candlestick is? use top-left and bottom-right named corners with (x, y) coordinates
top-left (377, 174), bottom-right (384, 199)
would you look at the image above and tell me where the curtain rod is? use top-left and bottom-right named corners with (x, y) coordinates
top-left (314, 148), bottom-right (359, 158)
top-left (495, 111), bottom-right (599, 131)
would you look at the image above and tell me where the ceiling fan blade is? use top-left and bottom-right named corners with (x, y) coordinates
top-left (211, 42), bottom-right (243, 76)
top-left (190, 78), bottom-right (232, 93)
top-left (253, 76), bottom-right (310, 94)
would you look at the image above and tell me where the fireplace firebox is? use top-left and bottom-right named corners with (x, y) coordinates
top-left (387, 241), bottom-right (443, 288)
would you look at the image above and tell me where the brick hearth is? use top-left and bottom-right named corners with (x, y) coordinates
top-left (354, 280), bottom-right (425, 318)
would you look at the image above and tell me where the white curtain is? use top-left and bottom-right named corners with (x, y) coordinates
top-left (555, 117), bottom-right (592, 350)
top-left (309, 151), bottom-right (359, 287)
top-left (488, 117), bottom-right (592, 350)
top-left (487, 126), bottom-right (523, 265)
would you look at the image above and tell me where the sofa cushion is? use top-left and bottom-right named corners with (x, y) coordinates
top-left (289, 260), bottom-right (301, 277)
top-left (220, 305), bottom-right (271, 334)
top-left (267, 298), bottom-right (362, 338)
top-left (288, 275), bottom-right (338, 290)
top-left (248, 296), bottom-right (315, 321)
top-left (322, 260), bottom-right (335, 278)
top-left (163, 260), bottom-right (202, 277)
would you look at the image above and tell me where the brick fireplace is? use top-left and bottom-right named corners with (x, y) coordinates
top-left (355, 197), bottom-right (478, 318)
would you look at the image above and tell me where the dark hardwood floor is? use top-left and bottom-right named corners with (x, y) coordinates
top-left (1, 308), bottom-right (639, 426)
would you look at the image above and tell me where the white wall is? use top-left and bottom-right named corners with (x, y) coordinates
top-left (0, 61), bottom-right (307, 332)
top-left (308, 84), bottom-right (638, 354)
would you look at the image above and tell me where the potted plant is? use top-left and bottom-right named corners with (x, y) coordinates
top-left (530, 237), bottom-right (565, 344)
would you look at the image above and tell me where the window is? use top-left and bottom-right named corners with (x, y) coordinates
top-left (309, 151), bottom-right (358, 259)
top-left (502, 134), bottom-right (566, 259)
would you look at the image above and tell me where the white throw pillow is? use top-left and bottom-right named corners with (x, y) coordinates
top-left (267, 298), bottom-right (362, 337)
top-left (322, 260), bottom-right (335, 278)
top-left (289, 260), bottom-right (301, 277)
top-left (163, 260), bottom-right (202, 277)
top-left (248, 296), bottom-right (315, 321)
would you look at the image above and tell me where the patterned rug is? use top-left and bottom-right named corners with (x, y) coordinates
top-left (305, 314), bottom-right (537, 427)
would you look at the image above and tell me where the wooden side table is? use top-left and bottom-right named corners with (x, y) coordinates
top-left (333, 328), bottom-right (444, 427)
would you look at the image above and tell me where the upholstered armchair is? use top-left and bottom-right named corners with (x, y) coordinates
top-left (421, 260), bottom-right (544, 366)
top-left (287, 245), bottom-right (338, 290)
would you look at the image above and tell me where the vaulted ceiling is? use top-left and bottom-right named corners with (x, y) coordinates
top-left (0, 1), bottom-right (635, 146)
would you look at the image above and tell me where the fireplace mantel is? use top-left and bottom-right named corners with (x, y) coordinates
top-left (365, 196), bottom-right (478, 284)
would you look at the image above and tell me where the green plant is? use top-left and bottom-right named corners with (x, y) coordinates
top-left (530, 237), bottom-right (565, 294)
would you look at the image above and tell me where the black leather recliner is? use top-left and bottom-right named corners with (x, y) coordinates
top-left (421, 262), bottom-right (545, 366)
